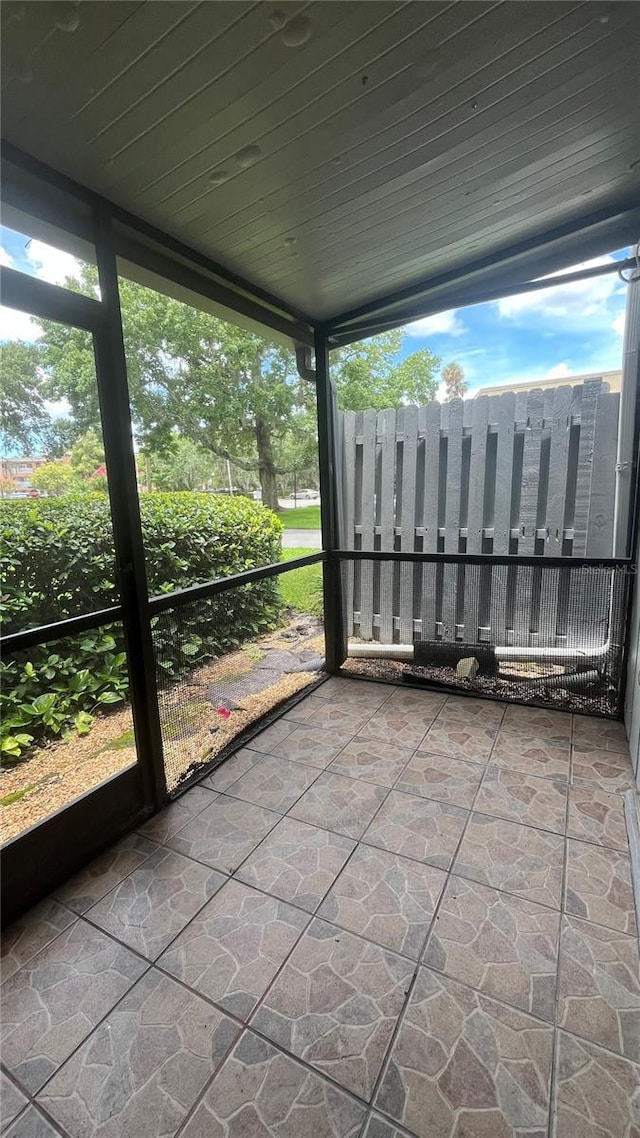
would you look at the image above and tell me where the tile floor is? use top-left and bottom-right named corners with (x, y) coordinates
top-left (1, 677), bottom-right (639, 1138)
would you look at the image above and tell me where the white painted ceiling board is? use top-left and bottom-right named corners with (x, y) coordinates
top-left (2, 0), bottom-right (639, 324)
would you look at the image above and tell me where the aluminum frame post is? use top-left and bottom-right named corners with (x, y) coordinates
top-left (314, 327), bottom-right (347, 671)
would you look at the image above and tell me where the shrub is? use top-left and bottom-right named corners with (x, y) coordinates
top-left (1, 493), bottom-right (282, 758)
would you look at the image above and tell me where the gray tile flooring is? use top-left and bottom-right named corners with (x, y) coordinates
top-left (1, 677), bottom-right (638, 1137)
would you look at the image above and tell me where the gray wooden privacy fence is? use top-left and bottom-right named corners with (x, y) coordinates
top-left (337, 379), bottom-right (620, 647)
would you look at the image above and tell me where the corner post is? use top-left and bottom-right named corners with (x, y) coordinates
top-left (314, 326), bottom-right (347, 671)
top-left (93, 206), bottom-right (167, 808)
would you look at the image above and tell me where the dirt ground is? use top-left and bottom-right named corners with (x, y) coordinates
top-left (0, 619), bottom-right (325, 843)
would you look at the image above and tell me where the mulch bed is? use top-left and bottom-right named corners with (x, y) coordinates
top-left (0, 618), bottom-right (325, 842)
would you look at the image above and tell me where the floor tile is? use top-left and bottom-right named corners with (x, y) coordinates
top-left (357, 708), bottom-right (435, 750)
top-left (455, 813), bottom-right (564, 908)
top-left (224, 753), bottom-right (320, 812)
top-left (289, 772), bottom-right (387, 840)
top-left (88, 847), bottom-right (225, 960)
top-left (423, 875), bottom-right (560, 1021)
top-left (167, 794), bottom-right (281, 873)
top-left (1, 900), bottom-right (75, 983)
top-left (246, 718), bottom-right (297, 754)
top-left (557, 915), bottom-right (640, 1062)
top-left (285, 696), bottom-right (372, 733)
top-left (251, 918), bottom-right (413, 1099)
top-left (318, 845), bottom-right (446, 959)
top-left (320, 677), bottom-right (393, 708)
top-left (476, 766), bottom-right (567, 833)
top-left (136, 785), bottom-right (217, 844)
top-left (328, 737), bottom-right (414, 788)
top-left (0, 1070), bottom-right (28, 1131)
top-left (266, 725), bottom-right (356, 769)
top-left (437, 696), bottom-right (506, 725)
top-left (492, 729), bottom-right (570, 781)
top-left (552, 1031), bottom-right (640, 1138)
top-left (568, 782), bottom-right (629, 851)
top-left (383, 688), bottom-right (447, 715)
top-left (37, 970), bottom-right (239, 1138)
top-left (420, 718), bottom-right (498, 762)
top-left (53, 834), bottom-right (159, 915)
top-left (565, 839), bottom-right (637, 936)
top-left (200, 747), bottom-right (263, 792)
top-left (181, 1030), bottom-right (366, 1138)
top-left (361, 1115), bottom-right (407, 1138)
top-left (572, 715), bottom-right (630, 755)
top-left (362, 791), bottom-right (468, 869)
top-left (236, 817), bottom-right (355, 912)
top-left (394, 751), bottom-right (483, 808)
top-left (0, 920), bottom-right (146, 1094)
top-left (375, 968), bottom-right (553, 1138)
top-left (158, 879), bottom-right (308, 1019)
top-left (5, 1105), bottom-right (63, 1137)
top-left (571, 746), bottom-right (635, 795)
top-left (502, 704), bottom-right (572, 736)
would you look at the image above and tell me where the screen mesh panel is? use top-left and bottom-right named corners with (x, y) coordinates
top-left (152, 572), bottom-right (324, 793)
top-left (340, 556), bottom-right (629, 717)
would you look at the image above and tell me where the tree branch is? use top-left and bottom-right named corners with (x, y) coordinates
top-left (207, 444), bottom-right (288, 476)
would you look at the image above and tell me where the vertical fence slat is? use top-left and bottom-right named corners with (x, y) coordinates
top-left (518, 388), bottom-right (545, 555)
top-left (342, 410), bottom-right (356, 637)
top-left (587, 389), bottom-right (619, 557)
top-left (463, 395), bottom-right (489, 641)
top-left (399, 405), bottom-right (418, 642)
top-left (358, 409), bottom-right (377, 639)
top-left (572, 378), bottom-right (600, 556)
top-left (378, 408), bottom-right (396, 643)
top-left (565, 380), bottom-right (601, 645)
top-left (542, 385), bottom-right (572, 643)
top-left (513, 389), bottom-right (544, 645)
top-left (544, 385), bottom-right (573, 555)
top-left (442, 399), bottom-right (463, 637)
top-left (490, 392), bottom-right (516, 643)
top-left (422, 401), bottom-right (441, 552)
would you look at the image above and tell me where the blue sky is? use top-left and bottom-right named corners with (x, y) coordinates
top-left (402, 247), bottom-right (630, 396)
top-left (0, 225), bottom-right (630, 395)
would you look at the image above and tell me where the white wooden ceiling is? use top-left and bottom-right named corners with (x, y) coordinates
top-left (2, 1), bottom-right (640, 323)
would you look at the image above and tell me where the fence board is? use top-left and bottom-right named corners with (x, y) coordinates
top-left (463, 396), bottom-right (489, 640)
top-left (587, 390), bottom-right (619, 557)
top-left (442, 400), bottom-right (463, 638)
top-left (490, 391), bottom-right (516, 643)
top-left (422, 401), bottom-right (441, 553)
top-left (378, 408), bottom-right (396, 643)
top-left (341, 410), bottom-right (356, 636)
top-left (398, 406), bottom-right (418, 642)
top-left (566, 380), bottom-right (601, 644)
top-left (358, 409), bottom-right (377, 639)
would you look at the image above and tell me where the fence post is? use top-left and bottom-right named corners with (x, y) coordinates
top-left (315, 328), bottom-right (347, 670)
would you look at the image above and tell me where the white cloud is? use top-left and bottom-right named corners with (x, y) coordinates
top-left (0, 246), bottom-right (14, 268)
top-left (497, 256), bottom-right (625, 326)
top-left (545, 363), bottom-right (572, 379)
top-left (0, 305), bottom-right (40, 342)
top-left (24, 238), bottom-right (79, 287)
top-left (613, 311), bottom-right (626, 337)
top-left (405, 309), bottom-right (464, 337)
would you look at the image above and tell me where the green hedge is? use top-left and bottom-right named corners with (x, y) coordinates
top-left (1, 493), bottom-right (283, 759)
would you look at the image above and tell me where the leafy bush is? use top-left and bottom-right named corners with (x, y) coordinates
top-left (1, 493), bottom-right (282, 759)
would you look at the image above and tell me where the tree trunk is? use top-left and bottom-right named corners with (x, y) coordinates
top-left (255, 418), bottom-right (280, 511)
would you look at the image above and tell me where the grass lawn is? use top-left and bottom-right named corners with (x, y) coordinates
top-left (277, 505), bottom-right (321, 529)
top-left (279, 547), bottom-right (323, 616)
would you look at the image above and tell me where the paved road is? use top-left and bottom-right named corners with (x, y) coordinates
top-left (282, 529), bottom-right (322, 549)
